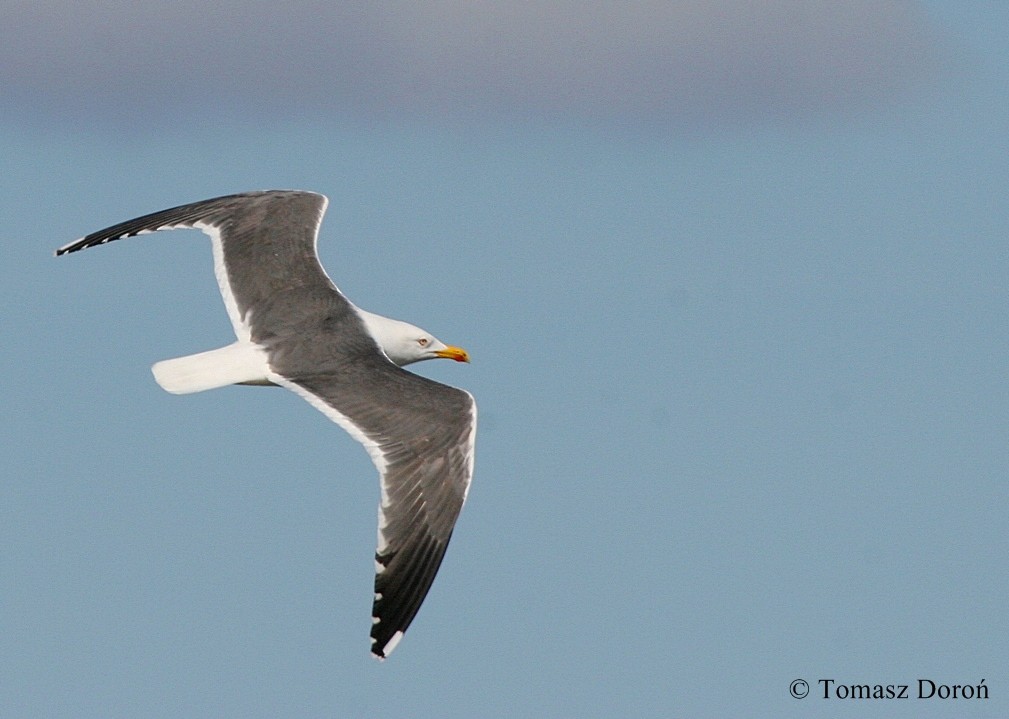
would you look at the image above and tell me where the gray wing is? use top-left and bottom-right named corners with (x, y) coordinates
top-left (269, 354), bottom-right (477, 659)
top-left (55, 191), bottom-right (341, 343)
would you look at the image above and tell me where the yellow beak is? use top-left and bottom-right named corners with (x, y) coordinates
top-left (434, 345), bottom-right (471, 363)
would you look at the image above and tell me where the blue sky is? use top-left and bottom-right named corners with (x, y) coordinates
top-left (3, 2), bottom-right (1008, 717)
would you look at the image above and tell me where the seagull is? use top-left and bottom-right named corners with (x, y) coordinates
top-left (56, 190), bottom-right (476, 659)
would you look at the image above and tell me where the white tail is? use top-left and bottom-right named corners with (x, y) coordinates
top-left (151, 342), bottom-right (272, 394)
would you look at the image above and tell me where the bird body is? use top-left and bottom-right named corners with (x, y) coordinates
top-left (57, 190), bottom-right (476, 659)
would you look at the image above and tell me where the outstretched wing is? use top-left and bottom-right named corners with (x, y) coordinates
top-left (269, 354), bottom-right (476, 660)
top-left (55, 191), bottom-right (336, 343)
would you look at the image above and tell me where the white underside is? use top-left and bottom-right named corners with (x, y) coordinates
top-left (152, 341), bottom-right (272, 394)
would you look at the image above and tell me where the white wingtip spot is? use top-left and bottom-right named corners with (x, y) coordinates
top-left (379, 631), bottom-right (404, 658)
top-left (376, 504), bottom-right (390, 554)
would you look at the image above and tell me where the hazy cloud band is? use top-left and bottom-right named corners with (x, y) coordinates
top-left (5, 1), bottom-right (941, 128)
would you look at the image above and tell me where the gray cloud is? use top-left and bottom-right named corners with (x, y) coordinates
top-left (5, 1), bottom-right (941, 128)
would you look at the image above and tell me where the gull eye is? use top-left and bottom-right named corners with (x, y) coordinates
top-left (417, 338), bottom-right (430, 347)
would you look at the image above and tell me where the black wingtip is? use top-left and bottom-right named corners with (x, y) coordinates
top-left (54, 238), bottom-right (84, 257)
top-left (370, 628), bottom-right (405, 660)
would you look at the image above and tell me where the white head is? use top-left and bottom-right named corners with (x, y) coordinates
top-left (358, 310), bottom-right (470, 367)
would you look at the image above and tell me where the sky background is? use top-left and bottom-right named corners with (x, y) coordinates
top-left (3, 2), bottom-right (1008, 717)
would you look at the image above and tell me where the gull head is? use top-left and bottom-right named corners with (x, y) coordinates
top-left (358, 310), bottom-right (470, 367)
